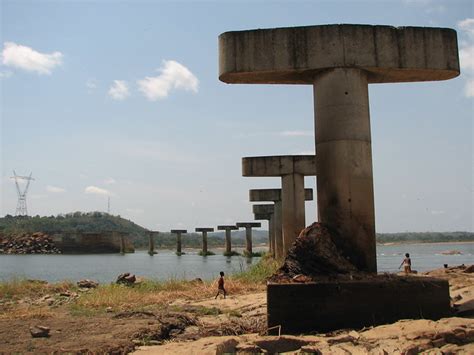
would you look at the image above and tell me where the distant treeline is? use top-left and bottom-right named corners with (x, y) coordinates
top-left (1, 214), bottom-right (472, 249)
top-left (376, 232), bottom-right (474, 244)
top-left (0, 213), bottom-right (268, 249)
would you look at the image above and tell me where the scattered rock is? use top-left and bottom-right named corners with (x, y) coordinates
top-left (77, 279), bottom-right (98, 289)
top-left (30, 325), bottom-right (50, 338)
top-left (0, 233), bottom-right (61, 254)
top-left (463, 265), bottom-right (474, 273)
top-left (116, 273), bottom-right (136, 285)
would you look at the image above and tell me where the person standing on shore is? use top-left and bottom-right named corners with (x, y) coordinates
top-left (215, 271), bottom-right (227, 299)
top-left (399, 253), bottom-right (412, 274)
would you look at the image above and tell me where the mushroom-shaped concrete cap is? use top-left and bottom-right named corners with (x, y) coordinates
top-left (195, 228), bottom-right (214, 232)
top-left (236, 222), bottom-right (262, 228)
top-left (252, 204), bottom-right (275, 214)
top-left (242, 155), bottom-right (316, 177)
top-left (170, 229), bottom-right (187, 234)
top-left (217, 225), bottom-right (239, 230)
top-left (219, 24), bottom-right (460, 84)
top-left (249, 188), bottom-right (313, 202)
top-left (254, 213), bottom-right (272, 220)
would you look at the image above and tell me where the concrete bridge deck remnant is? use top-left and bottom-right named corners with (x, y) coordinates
top-left (170, 229), bottom-right (187, 255)
top-left (217, 225), bottom-right (238, 255)
top-left (236, 222), bottom-right (261, 256)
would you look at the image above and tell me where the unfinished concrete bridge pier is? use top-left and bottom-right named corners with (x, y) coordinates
top-left (252, 204), bottom-right (275, 257)
top-left (170, 229), bottom-right (187, 255)
top-left (220, 24), bottom-right (459, 332)
top-left (220, 24), bottom-right (459, 272)
top-left (250, 188), bottom-right (313, 258)
top-left (236, 222), bottom-right (261, 256)
top-left (195, 227), bottom-right (214, 256)
top-left (217, 225), bottom-right (238, 256)
top-left (147, 231), bottom-right (158, 255)
top-left (243, 155), bottom-right (316, 255)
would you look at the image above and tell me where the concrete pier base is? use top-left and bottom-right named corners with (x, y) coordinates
top-left (217, 225), bottom-right (238, 256)
top-left (170, 230), bottom-right (187, 256)
top-left (148, 231), bottom-right (158, 255)
top-left (267, 277), bottom-right (451, 334)
top-left (195, 228), bottom-right (214, 256)
top-left (236, 222), bottom-right (261, 256)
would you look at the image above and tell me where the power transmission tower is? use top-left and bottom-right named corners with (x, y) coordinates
top-left (11, 171), bottom-right (34, 216)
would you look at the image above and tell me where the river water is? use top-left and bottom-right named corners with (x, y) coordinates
top-left (0, 243), bottom-right (472, 283)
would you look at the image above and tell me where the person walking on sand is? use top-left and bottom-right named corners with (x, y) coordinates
top-left (215, 271), bottom-right (227, 299)
top-left (399, 253), bottom-right (412, 274)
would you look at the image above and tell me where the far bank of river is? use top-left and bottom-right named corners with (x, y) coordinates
top-left (0, 242), bottom-right (472, 283)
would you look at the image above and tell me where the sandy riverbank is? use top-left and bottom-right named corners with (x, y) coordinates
top-left (0, 265), bottom-right (472, 353)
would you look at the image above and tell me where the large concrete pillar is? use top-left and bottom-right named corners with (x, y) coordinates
top-left (253, 204), bottom-right (275, 257)
top-left (195, 227), bottom-right (214, 256)
top-left (243, 155), bottom-right (316, 256)
top-left (217, 225), bottom-right (238, 256)
top-left (250, 188), bottom-right (312, 259)
top-left (170, 229), bottom-right (187, 255)
top-left (314, 68), bottom-right (376, 272)
top-left (236, 222), bottom-right (261, 256)
top-left (219, 24), bottom-right (460, 272)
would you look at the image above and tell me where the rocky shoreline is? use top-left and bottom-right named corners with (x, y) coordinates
top-left (0, 232), bottom-right (61, 254)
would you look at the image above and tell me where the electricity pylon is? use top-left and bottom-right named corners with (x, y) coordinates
top-left (11, 171), bottom-right (34, 216)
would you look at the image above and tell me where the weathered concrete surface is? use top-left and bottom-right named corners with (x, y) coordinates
top-left (52, 232), bottom-right (134, 253)
top-left (267, 277), bottom-right (451, 334)
top-left (219, 24), bottom-right (459, 84)
top-left (314, 68), bottom-right (377, 271)
top-left (253, 204), bottom-right (275, 256)
top-left (236, 222), bottom-right (261, 255)
top-left (243, 155), bottom-right (316, 256)
top-left (170, 229), bottom-right (187, 255)
top-left (195, 228), bottom-right (214, 255)
top-left (217, 225), bottom-right (238, 255)
top-left (249, 188), bottom-right (313, 258)
top-left (220, 24), bottom-right (460, 273)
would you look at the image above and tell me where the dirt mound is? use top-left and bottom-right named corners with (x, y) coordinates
top-left (270, 223), bottom-right (359, 282)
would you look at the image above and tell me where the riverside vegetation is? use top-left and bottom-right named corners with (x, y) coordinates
top-left (1, 214), bottom-right (472, 253)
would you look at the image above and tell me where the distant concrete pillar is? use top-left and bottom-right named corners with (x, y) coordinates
top-left (195, 228), bottom-right (214, 255)
top-left (170, 229), bottom-right (187, 255)
top-left (249, 188), bottom-right (312, 258)
top-left (148, 231), bottom-right (158, 255)
top-left (253, 204), bottom-right (275, 257)
top-left (243, 155), bottom-right (316, 256)
top-left (217, 225), bottom-right (238, 255)
top-left (236, 222), bottom-right (261, 256)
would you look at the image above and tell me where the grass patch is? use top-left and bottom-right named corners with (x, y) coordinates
top-left (198, 251), bottom-right (215, 256)
top-left (232, 254), bottom-right (280, 284)
top-left (242, 250), bottom-right (265, 258)
top-left (171, 305), bottom-right (221, 316)
top-left (0, 279), bottom-right (74, 300)
top-left (223, 251), bottom-right (240, 257)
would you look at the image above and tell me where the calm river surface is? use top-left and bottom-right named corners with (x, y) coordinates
top-left (0, 243), bottom-right (472, 283)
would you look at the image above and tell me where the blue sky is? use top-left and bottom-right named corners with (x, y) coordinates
top-left (1, 0), bottom-right (472, 233)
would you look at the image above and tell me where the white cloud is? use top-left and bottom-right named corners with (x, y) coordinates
top-left (458, 18), bottom-right (474, 98)
top-left (84, 186), bottom-right (111, 196)
top-left (431, 210), bottom-right (445, 215)
top-left (279, 130), bottom-right (314, 137)
top-left (2, 42), bottom-right (63, 74)
top-left (86, 78), bottom-right (98, 92)
top-left (137, 60), bottom-right (198, 101)
top-left (46, 185), bottom-right (66, 193)
top-left (108, 80), bottom-right (130, 100)
top-left (104, 178), bottom-right (116, 185)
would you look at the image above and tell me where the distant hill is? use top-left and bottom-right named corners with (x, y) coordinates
top-left (1, 213), bottom-right (472, 249)
top-left (0, 213), bottom-right (269, 249)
